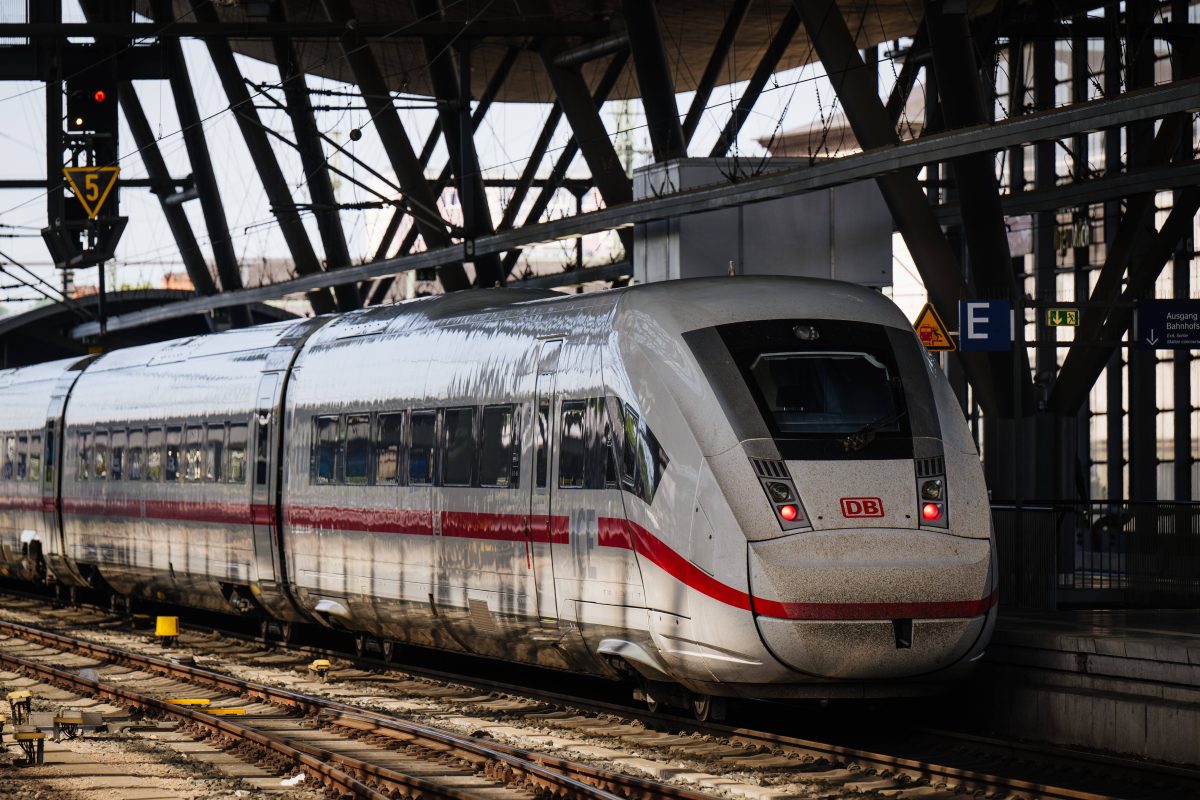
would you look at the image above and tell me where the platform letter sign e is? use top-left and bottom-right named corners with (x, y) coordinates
top-left (957, 300), bottom-right (1013, 352)
top-left (841, 497), bottom-right (884, 518)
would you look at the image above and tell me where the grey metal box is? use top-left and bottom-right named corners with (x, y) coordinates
top-left (632, 158), bottom-right (891, 287)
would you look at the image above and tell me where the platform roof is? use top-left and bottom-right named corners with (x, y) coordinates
top-left (142, 0), bottom-right (989, 102)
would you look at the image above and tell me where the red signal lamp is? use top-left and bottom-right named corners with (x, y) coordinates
top-left (92, 89), bottom-right (108, 103)
top-left (779, 504), bottom-right (799, 522)
top-left (921, 502), bottom-right (943, 522)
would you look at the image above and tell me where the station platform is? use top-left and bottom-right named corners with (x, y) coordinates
top-left (962, 610), bottom-right (1200, 765)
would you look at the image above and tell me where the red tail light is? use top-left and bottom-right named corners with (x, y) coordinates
top-left (779, 504), bottom-right (798, 521)
top-left (921, 502), bottom-right (942, 521)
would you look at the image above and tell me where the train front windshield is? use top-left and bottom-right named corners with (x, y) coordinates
top-left (746, 351), bottom-right (902, 435)
top-left (688, 318), bottom-right (940, 460)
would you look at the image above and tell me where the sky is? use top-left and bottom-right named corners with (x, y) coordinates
top-left (0, 3), bottom-right (928, 322)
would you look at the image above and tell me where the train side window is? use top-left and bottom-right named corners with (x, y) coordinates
top-left (374, 412), bottom-right (405, 485)
top-left (44, 428), bottom-right (55, 484)
top-left (255, 415), bottom-right (271, 487)
top-left (535, 402), bottom-right (549, 489)
top-left (146, 427), bottom-right (163, 481)
top-left (77, 431), bottom-right (90, 481)
top-left (345, 414), bottom-right (371, 485)
top-left (442, 407), bottom-right (475, 487)
top-left (28, 434), bottom-right (42, 482)
top-left (479, 405), bottom-right (517, 488)
top-left (227, 424), bottom-right (248, 483)
top-left (127, 428), bottom-right (145, 481)
top-left (558, 401), bottom-right (587, 489)
top-left (164, 426), bottom-right (181, 482)
top-left (313, 415), bottom-right (341, 485)
top-left (206, 424), bottom-right (224, 482)
top-left (184, 425), bottom-right (204, 482)
top-left (109, 429), bottom-right (125, 481)
top-left (15, 433), bottom-right (27, 481)
top-left (93, 430), bottom-right (108, 480)
top-left (621, 404), bottom-right (670, 504)
top-left (0, 432), bottom-right (8, 480)
top-left (409, 411), bottom-right (436, 486)
top-left (597, 402), bottom-right (618, 490)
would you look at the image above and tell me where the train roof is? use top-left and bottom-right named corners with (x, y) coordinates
top-left (2, 278), bottom-right (910, 378)
top-left (612, 277), bottom-right (912, 334)
top-left (0, 355), bottom-right (90, 389)
top-left (312, 276), bottom-right (907, 338)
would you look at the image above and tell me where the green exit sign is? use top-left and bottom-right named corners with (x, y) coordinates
top-left (1047, 308), bottom-right (1080, 327)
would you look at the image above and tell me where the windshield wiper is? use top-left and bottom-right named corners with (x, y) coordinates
top-left (842, 410), bottom-right (907, 452)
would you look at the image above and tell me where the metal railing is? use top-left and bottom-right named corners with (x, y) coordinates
top-left (991, 502), bottom-right (1200, 610)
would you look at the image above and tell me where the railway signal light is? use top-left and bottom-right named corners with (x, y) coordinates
top-left (66, 62), bottom-right (117, 135)
top-left (921, 502), bottom-right (943, 522)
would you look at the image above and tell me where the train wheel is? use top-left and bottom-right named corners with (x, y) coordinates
top-left (690, 694), bottom-right (713, 722)
top-left (354, 635), bottom-right (367, 658)
top-left (643, 681), bottom-right (667, 714)
top-left (381, 640), bottom-right (394, 664)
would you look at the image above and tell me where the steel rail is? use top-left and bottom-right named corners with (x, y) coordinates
top-left (2, 588), bottom-right (1192, 800)
top-left (0, 618), bottom-right (687, 800)
top-left (0, 647), bottom-right (388, 800)
top-left (155, 618), bottom-right (1176, 800)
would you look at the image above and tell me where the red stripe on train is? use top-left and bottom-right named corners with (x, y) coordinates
top-left (750, 587), bottom-right (1000, 621)
top-left (43, 499), bottom-right (995, 621)
top-left (0, 496), bottom-right (44, 513)
top-left (284, 505), bottom-right (433, 536)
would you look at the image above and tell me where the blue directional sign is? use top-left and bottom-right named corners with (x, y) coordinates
top-left (958, 300), bottom-right (1012, 352)
top-left (1137, 299), bottom-right (1200, 349)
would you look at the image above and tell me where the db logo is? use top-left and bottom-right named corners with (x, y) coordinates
top-left (840, 497), bottom-right (884, 518)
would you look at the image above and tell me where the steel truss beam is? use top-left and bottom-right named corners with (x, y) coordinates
top-left (925, 0), bottom-right (1031, 414)
top-left (886, 21), bottom-right (927, 127)
top-left (185, 0), bottom-right (335, 315)
top-left (320, 0), bottom-right (466, 291)
top-left (709, 6), bottom-right (800, 158)
top-left (0, 45), bottom-right (164, 81)
top-left (70, 72), bottom-right (1200, 338)
top-left (794, 0), bottom-right (998, 410)
top-left (118, 84), bottom-right (217, 298)
top-left (623, 0), bottom-right (685, 161)
top-left (365, 45), bottom-right (520, 304)
top-left (411, 0), bottom-right (503, 287)
top-left (932, 160), bottom-right (1200, 223)
top-left (502, 52), bottom-right (628, 278)
top-left (151, 0), bottom-right (250, 327)
top-left (1049, 43), bottom-right (1200, 414)
top-left (538, 42), bottom-right (631, 210)
top-left (0, 21), bottom-right (610, 38)
top-left (682, 0), bottom-right (752, 145)
top-left (271, 5), bottom-right (358, 312)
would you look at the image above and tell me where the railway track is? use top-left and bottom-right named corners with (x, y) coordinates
top-left (1, 593), bottom-right (1197, 800)
top-left (0, 618), bottom-right (706, 800)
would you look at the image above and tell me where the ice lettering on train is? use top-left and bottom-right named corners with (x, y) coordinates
top-left (569, 508), bottom-right (599, 579)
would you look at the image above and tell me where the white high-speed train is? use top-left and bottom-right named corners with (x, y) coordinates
top-left (0, 277), bottom-right (996, 716)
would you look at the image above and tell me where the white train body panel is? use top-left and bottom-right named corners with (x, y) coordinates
top-left (2, 277), bottom-right (996, 699)
top-left (0, 356), bottom-right (89, 582)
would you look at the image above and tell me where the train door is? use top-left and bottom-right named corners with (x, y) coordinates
top-left (528, 340), bottom-right (561, 623)
top-left (36, 417), bottom-right (60, 582)
top-left (251, 373), bottom-right (282, 594)
top-left (41, 363), bottom-right (91, 588)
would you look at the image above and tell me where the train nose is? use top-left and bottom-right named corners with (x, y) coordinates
top-left (747, 529), bottom-right (995, 680)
